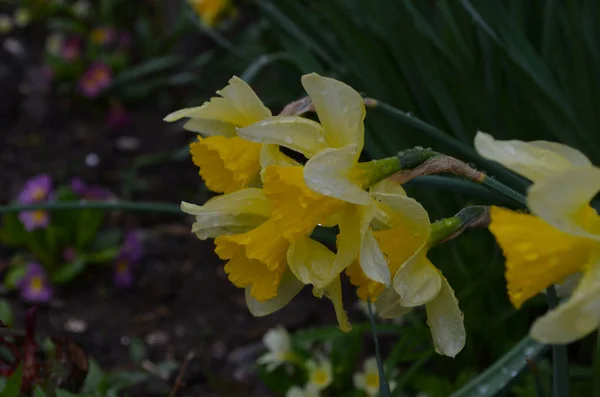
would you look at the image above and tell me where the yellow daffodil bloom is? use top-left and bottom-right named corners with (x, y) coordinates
top-left (476, 132), bottom-right (600, 343)
top-left (187, 0), bottom-right (232, 27)
top-left (306, 359), bottom-right (333, 391)
top-left (239, 73), bottom-right (394, 294)
top-left (353, 357), bottom-right (397, 397)
top-left (257, 326), bottom-right (296, 372)
top-left (165, 76), bottom-right (274, 194)
top-left (347, 181), bottom-right (465, 357)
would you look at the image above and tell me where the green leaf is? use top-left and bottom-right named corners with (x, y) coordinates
top-left (4, 264), bottom-right (28, 290)
top-left (50, 258), bottom-right (87, 284)
top-left (449, 336), bottom-right (548, 397)
top-left (1, 365), bottom-right (23, 397)
top-left (81, 359), bottom-right (105, 394)
top-left (129, 338), bottom-right (146, 366)
top-left (76, 210), bottom-right (106, 250)
top-left (0, 299), bottom-right (13, 327)
top-left (0, 212), bottom-right (27, 246)
top-left (84, 247), bottom-right (119, 264)
top-left (33, 386), bottom-right (48, 397)
top-left (110, 55), bottom-right (181, 89)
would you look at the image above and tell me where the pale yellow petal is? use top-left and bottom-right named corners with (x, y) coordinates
top-left (301, 73), bottom-right (365, 151)
top-left (245, 269), bottom-right (304, 317)
top-left (425, 275), bottom-right (465, 358)
top-left (371, 192), bottom-right (431, 239)
top-left (238, 116), bottom-right (328, 157)
top-left (528, 166), bottom-right (600, 240)
top-left (330, 205), bottom-right (363, 282)
top-left (474, 131), bottom-right (577, 182)
top-left (182, 118), bottom-right (237, 137)
top-left (374, 288), bottom-right (411, 319)
top-left (370, 179), bottom-right (407, 196)
top-left (529, 141), bottom-right (591, 167)
top-left (181, 188), bottom-right (271, 239)
top-left (287, 236), bottom-right (336, 289)
top-left (164, 76), bottom-right (270, 127)
top-left (360, 228), bottom-right (391, 285)
top-left (304, 145), bottom-right (371, 205)
top-left (323, 276), bottom-right (352, 332)
top-left (259, 144), bottom-right (301, 170)
top-left (531, 256), bottom-right (600, 344)
top-left (393, 253), bottom-right (442, 307)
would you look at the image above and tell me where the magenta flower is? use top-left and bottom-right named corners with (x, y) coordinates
top-left (19, 263), bottom-right (52, 303)
top-left (69, 177), bottom-right (113, 200)
top-left (17, 174), bottom-right (52, 205)
top-left (79, 62), bottom-right (112, 98)
top-left (106, 102), bottom-right (130, 130)
top-left (18, 211), bottom-right (50, 232)
top-left (113, 231), bottom-right (142, 288)
top-left (61, 36), bottom-right (82, 61)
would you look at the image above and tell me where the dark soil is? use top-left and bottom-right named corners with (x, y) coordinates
top-left (0, 77), bottom-right (349, 396)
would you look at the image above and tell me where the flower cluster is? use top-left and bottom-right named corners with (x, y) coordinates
top-left (475, 132), bottom-right (600, 344)
top-left (168, 74), bottom-right (465, 357)
top-left (17, 174), bottom-right (53, 232)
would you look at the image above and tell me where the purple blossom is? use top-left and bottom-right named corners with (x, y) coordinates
top-left (17, 175), bottom-right (52, 205)
top-left (79, 62), bottom-right (112, 98)
top-left (61, 36), bottom-right (81, 61)
top-left (18, 210), bottom-right (50, 232)
top-left (113, 231), bottom-right (142, 288)
top-left (19, 263), bottom-right (52, 303)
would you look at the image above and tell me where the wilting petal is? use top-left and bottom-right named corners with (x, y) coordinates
top-left (164, 76), bottom-right (271, 127)
top-left (301, 73), bottom-right (365, 151)
top-left (239, 116), bottom-right (328, 157)
top-left (181, 188), bottom-right (271, 239)
top-left (260, 144), bottom-right (300, 170)
top-left (489, 206), bottom-right (593, 308)
top-left (190, 136), bottom-right (262, 194)
top-left (393, 253), bottom-right (442, 307)
top-left (288, 236), bottom-right (335, 289)
top-left (425, 275), bottom-right (465, 358)
top-left (474, 131), bottom-right (588, 182)
top-left (245, 269), bottom-right (304, 317)
top-left (531, 256), bottom-right (600, 344)
top-left (374, 288), bottom-right (411, 318)
top-left (182, 118), bottom-right (237, 137)
top-left (322, 276), bottom-right (351, 332)
top-left (304, 145), bottom-right (371, 205)
top-left (528, 166), bottom-right (600, 241)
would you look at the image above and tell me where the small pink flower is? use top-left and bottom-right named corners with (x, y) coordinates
top-left (61, 36), bottom-right (82, 61)
top-left (19, 263), bottom-right (52, 303)
top-left (79, 62), bottom-right (112, 98)
top-left (19, 210), bottom-right (50, 231)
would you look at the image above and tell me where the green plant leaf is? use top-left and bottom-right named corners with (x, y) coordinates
top-left (1, 365), bottom-right (23, 397)
top-left (449, 336), bottom-right (548, 397)
top-left (50, 258), bottom-right (87, 284)
top-left (0, 299), bottom-right (13, 327)
top-left (129, 338), bottom-right (146, 366)
top-left (81, 359), bottom-right (106, 394)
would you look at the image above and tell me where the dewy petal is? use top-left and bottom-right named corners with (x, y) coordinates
top-left (489, 206), bottom-right (593, 308)
top-left (374, 287), bottom-right (411, 319)
top-left (287, 236), bottom-right (336, 289)
top-left (371, 191), bottom-right (431, 239)
top-left (360, 228), bottom-right (391, 286)
top-left (330, 205), bottom-right (365, 283)
top-left (181, 189), bottom-right (271, 239)
top-left (527, 166), bottom-right (600, 241)
top-left (238, 116), bottom-right (328, 158)
top-left (260, 144), bottom-right (300, 170)
top-left (474, 131), bottom-right (580, 182)
top-left (245, 269), bottom-right (304, 317)
top-left (393, 253), bottom-right (442, 307)
top-left (322, 276), bottom-right (352, 332)
top-left (165, 76), bottom-right (271, 127)
top-left (301, 73), bottom-right (365, 151)
top-left (530, 255), bottom-right (600, 344)
top-left (304, 145), bottom-right (371, 205)
top-left (182, 118), bottom-right (237, 137)
top-left (190, 136), bottom-right (262, 194)
top-left (529, 141), bottom-right (592, 167)
top-left (425, 275), bottom-right (465, 358)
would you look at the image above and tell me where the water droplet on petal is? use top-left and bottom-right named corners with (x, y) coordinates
top-left (284, 136), bottom-right (293, 144)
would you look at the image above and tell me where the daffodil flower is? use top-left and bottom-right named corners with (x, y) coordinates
top-left (165, 77), bottom-right (275, 194)
top-left (353, 357), bottom-right (397, 397)
top-left (306, 358), bottom-right (333, 391)
top-left (239, 73), bottom-right (396, 295)
top-left (346, 181), bottom-right (465, 357)
top-left (257, 326), bottom-right (295, 372)
top-left (187, 0), bottom-right (233, 28)
top-left (475, 132), bottom-right (600, 343)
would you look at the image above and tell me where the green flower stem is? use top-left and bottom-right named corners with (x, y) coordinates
top-left (360, 149), bottom-right (438, 186)
top-left (367, 300), bottom-right (392, 397)
top-left (480, 175), bottom-right (527, 207)
top-left (0, 201), bottom-right (182, 215)
top-left (546, 287), bottom-right (570, 397)
top-left (428, 206), bottom-right (490, 246)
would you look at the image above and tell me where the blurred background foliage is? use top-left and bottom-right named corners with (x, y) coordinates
top-left (1, 0), bottom-right (599, 395)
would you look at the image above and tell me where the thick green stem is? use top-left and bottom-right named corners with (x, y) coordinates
top-left (359, 149), bottom-right (439, 187)
top-left (0, 201), bottom-right (182, 215)
top-left (547, 287), bottom-right (570, 397)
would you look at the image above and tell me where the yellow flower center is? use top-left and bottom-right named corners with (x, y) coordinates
top-left (262, 165), bottom-right (346, 241)
top-left (215, 219), bottom-right (289, 301)
top-left (116, 260), bottom-right (128, 274)
top-left (32, 187), bottom-right (46, 201)
top-left (311, 369), bottom-right (329, 386)
top-left (30, 275), bottom-right (44, 293)
top-left (190, 136), bottom-right (262, 194)
top-left (365, 372), bottom-right (379, 389)
top-left (33, 210), bottom-right (46, 222)
top-left (347, 224), bottom-right (423, 301)
top-left (489, 206), bottom-right (595, 308)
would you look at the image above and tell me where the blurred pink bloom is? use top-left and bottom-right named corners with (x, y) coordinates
top-left (79, 62), bottom-right (112, 98)
top-left (18, 210), bottom-right (50, 231)
top-left (61, 36), bottom-right (82, 61)
top-left (19, 263), bottom-right (52, 303)
top-left (113, 231), bottom-right (142, 288)
top-left (17, 174), bottom-right (52, 204)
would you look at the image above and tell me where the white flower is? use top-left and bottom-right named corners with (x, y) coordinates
top-left (353, 357), bottom-right (397, 397)
top-left (71, 0), bottom-right (92, 18)
top-left (286, 385), bottom-right (321, 397)
top-left (306, 359), bottom-right (333, 391)
top-left (257, 326), bottom-right (292, 372)
top-left (13, 9), bottom-right (31, 27)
